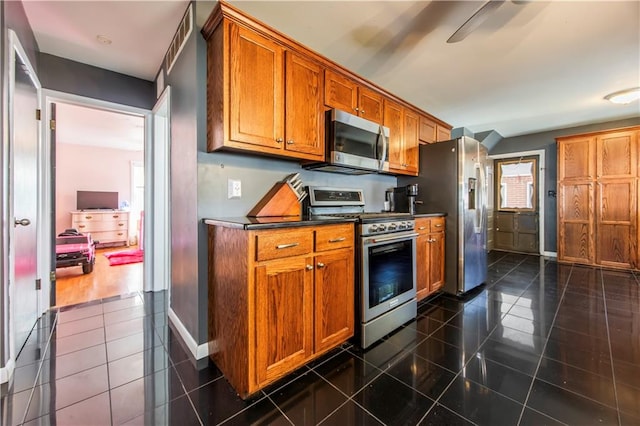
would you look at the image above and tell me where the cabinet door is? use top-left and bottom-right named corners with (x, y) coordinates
top-left (428, 232), bottom-right (445, 292)
top-left (558, 182), bottom-right (594, 264)
top-left (558, 136), bottom-right (596, 181)
top-left (436, 126), bottom-right (451, 142)
top-left (314, 249), bottom-right (354, 352)
top-left (324, 69), bottom-right (357, 113)
top-left (403, 109), bottom-right (419, 175)
top-left (384, 99), bottom-right (404, 172)
top-left (596, 178), bottom-right (636, 269)
top-left (596, 130), bottom-right (637, 179)
top-left (358, 87), bottom-right (383, 124)
top-left (419, 116), bottom-right (436, 144)
top-left (415, 232), bottom-right (430, 301)
top-left (285, 51), bottom-right (324, 159)
top-left (230, 24), bottom-right (284, 149)
top-left (255, 256), bottom-right (313, 385)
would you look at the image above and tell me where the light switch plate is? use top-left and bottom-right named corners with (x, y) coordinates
top-left (228, 179), bottom-right (241, 199)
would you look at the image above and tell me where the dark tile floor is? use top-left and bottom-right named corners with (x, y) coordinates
top-left (2, 252), bottom-right (640, 425)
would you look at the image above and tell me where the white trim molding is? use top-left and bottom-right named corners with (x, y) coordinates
top-left (489, 149), bottom-right (547, 256)
top-left (0, 358), bottom-right (15, 385)
top-left (168, 308), bottom-right (209, 360)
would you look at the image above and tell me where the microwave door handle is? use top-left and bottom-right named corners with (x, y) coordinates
top-left (378, 125), bottom-right (388, 170)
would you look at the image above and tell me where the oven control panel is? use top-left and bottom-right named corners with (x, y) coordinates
top-left (362, 220), bottom-right (415, 236)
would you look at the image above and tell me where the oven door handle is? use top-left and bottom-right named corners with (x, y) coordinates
top-left (369, 232), bottom-right (418, 244)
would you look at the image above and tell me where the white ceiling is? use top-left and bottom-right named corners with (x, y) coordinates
top-left (23, 0), bottom-right (640, 146)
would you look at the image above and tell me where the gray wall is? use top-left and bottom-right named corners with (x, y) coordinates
top-left (490, 117), bottom-right (640, 253)
top-left (38, 53), bottom-right (154, 110)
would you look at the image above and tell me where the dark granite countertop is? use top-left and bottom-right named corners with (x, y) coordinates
top-left (203, 216), bottom-right (358, 230)
top-left (413, 212), bottom-right (447, 218)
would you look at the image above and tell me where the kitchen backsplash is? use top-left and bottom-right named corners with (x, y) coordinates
top-left (198, 151), bottom-right (396, 218)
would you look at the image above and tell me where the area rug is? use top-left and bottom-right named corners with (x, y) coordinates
top-left (104, 249), bottom-right (144, 266)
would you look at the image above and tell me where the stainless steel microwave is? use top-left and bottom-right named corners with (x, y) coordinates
top-left (303, 109), bottom-right (390, 175)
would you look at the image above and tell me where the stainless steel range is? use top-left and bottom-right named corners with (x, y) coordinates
top-left (305, 187), bottom-right (418, 348)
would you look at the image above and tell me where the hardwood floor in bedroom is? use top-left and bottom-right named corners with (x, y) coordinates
top-left (55, 245), bottom-right (143, 308)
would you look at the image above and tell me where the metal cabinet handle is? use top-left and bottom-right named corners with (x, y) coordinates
top-left (14, 218), bottom-right (31, 226)
top-left (361, 110), bottom-right (365, 114)
top-left (354, 107), bottom-right (359, 112)
top-left (287, 140), bottom-right (294, 145)
top-left (78, 224), bottom-right (86, 228)
top-left (276, 242), bottom-right (299, 249)
top-left (328, 237), bottom-right (346, 243)
top-left (119, 223), bottom-right (125, 227)
top-left (85, 215), bottom-right (92, 219)
top-left (418, 226), bottom-right (427, 230)
top-left (434, 224), bottom-right (443, 228)
top-left (113, 215), bottom-right (119, 218)
top-left (276, 138), bottom-right (283, 143)
top-left (317, 262), bottom-right (325, 268)
top-left (306, 265), bottom-right (314, 270)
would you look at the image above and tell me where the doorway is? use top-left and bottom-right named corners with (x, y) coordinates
top-left (492, 154), bottom-right (542, 254)
top-left (50, 100), bottom-right (146, 307)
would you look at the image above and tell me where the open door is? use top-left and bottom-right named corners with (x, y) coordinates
top-left (494, 156), bottom-right (540, 254)
top-left (9, 30), bottom-right (42, 356)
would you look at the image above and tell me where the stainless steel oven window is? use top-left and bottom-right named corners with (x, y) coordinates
top-left (361, 232), bottom-right (417, 322)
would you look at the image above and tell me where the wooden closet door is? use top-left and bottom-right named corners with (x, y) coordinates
top-left (596, 179), bottom-right (636, 269)
top-left (558, 136), bottom-right (595, 181)
top-left (597, 130), bottom-right (637, 179)
top-left (558, 182), bottom-right (594, 264)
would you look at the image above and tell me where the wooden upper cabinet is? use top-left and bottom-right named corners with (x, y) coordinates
top-left (385, 99), bottom-right (418, 175)
top-left (230, 24), bottom-right (284, 149)
top-left (403, 109), bottom-right (419, 175)
top-left (324, 69), bottom-right (358, 113)
top-left (324, 69), bottom-right (383, 124)
top-left (284, 51), bottom-right (324, 158)
top-left (384, 99), bottom-right (403, 171)
top-left (558, 135), bottom-right (595, 181)
top-left (419, 115), bottom-right (451, 144)
top-left (358, 86), bottom-right (383, 124)
top-left (596, 130), bottom-right (637, 179)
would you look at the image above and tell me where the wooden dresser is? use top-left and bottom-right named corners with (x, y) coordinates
top-left (70, 210), bottom-right (129, 247)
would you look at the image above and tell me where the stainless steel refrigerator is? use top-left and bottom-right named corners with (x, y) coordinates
top-left (398, 136), bottom-right (488, 295)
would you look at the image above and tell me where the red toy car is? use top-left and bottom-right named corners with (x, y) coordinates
top-left (55, 229), bottom-right (96, 274)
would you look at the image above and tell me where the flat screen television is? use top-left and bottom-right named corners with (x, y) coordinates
top-left (76, 191), bottom-right (119, 210)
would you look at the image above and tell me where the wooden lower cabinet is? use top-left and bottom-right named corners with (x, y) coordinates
top-left (207, 222), bottom-right (354, 398)
top-left (415, 216), bottom-right (445, 301)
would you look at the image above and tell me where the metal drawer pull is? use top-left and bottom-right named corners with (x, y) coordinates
top-left (306, 265), bottom-right (314, 270)
top-left (78, 224), bottom-right (86, 228)
top-left (328, 237), bottom-right (346, 243)
top-left (85, 215), bottom-right (92, 219)
top-left (276, 242), bottom-right (299, 249)
top-left (418, 226), bottom-right (427, 230)
top-left (317, 262), bottom-right (325, 268)
top-left (434, 224), bottom-right (443, 227)
top-left (119, 223), bottom-right (125, 226)
top-left (113, 215), bottom-right (119, 218)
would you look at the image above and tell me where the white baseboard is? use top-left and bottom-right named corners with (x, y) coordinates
top-left (543, 251), bottom-right (558, 258)
top-left (167, 308), bottom-right (209, 360)
top-left (0, 358), bottom-right (15, 385)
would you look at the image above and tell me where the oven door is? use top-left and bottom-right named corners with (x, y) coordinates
top-left (361, 230), bottom-right (417, 322)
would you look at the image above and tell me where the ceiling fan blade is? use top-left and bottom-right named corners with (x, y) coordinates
top-left (447, 0), bottom-right (506, 44)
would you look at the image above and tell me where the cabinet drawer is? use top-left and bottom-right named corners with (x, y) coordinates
top-left (256, 229), bottom-right (314, 261)
top-left (431, 217), bottom-right (445, 232)
top-left (72, 213), bottom-right (103, 222)
top-left (315, 224), bottom-right (354, 252)
top-left (415, 218), bottom-right (431, 234)
top-left (91, 230), bottom-right (128, 243)
top-left (74, 220), bottom-right (128, 232)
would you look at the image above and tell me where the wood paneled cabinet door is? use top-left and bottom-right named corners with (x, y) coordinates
top-left (558, 182), bottom-right (595, 264)
top-left (419, 116), bottom-right (451, 144)
top-left (384, 100), bottom-right (418, 175)
top-left (415, 217), bottom-right (445, 301)
top-left (255, 256), bottom-right (314, 385)
top-left (596, 130), bottom-right (638, 179)
top-left (314, 248), bottom-right (354, 352)
top-left (596, 178), bottom-right (637, 269)
top-left (284, 51), bottom-right (324, 158)
top-left (558, 136), bottom-right (596, 181)
top-left (229, 24), bottom-right (284, 150)
top-left (324, 69), bottom-right (383, 124)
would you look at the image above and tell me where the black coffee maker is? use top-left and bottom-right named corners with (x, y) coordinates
top-left (392, 184), bottom-right (419, 215)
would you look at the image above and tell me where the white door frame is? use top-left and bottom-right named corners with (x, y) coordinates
top-left (150, 87), bottom-right (171, 293)
top-left (40, 89), bottom-right (165, 309)
top-left (489, 149), bottom-right (553, 257)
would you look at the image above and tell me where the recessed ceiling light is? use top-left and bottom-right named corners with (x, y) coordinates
top-left (96, 35), bottom-right (112, 45)
top-left (604, 87), bottom-right (640, 104)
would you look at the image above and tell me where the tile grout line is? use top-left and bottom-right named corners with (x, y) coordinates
top-left (515, 263), bottom-right (573, 425)
top-left (599, 268), bottom-right (622, 426)
top-left (414, 255), bottom-right (533, 425)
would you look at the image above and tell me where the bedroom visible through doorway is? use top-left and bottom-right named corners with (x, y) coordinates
top-left (53, 102), bottom-right (145, 307)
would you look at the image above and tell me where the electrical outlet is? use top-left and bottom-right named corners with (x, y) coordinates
top-left (228, 179), bottom-right (241, 199)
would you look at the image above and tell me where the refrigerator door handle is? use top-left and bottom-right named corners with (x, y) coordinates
top-left (474, 162), bottom-right (486, 234)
